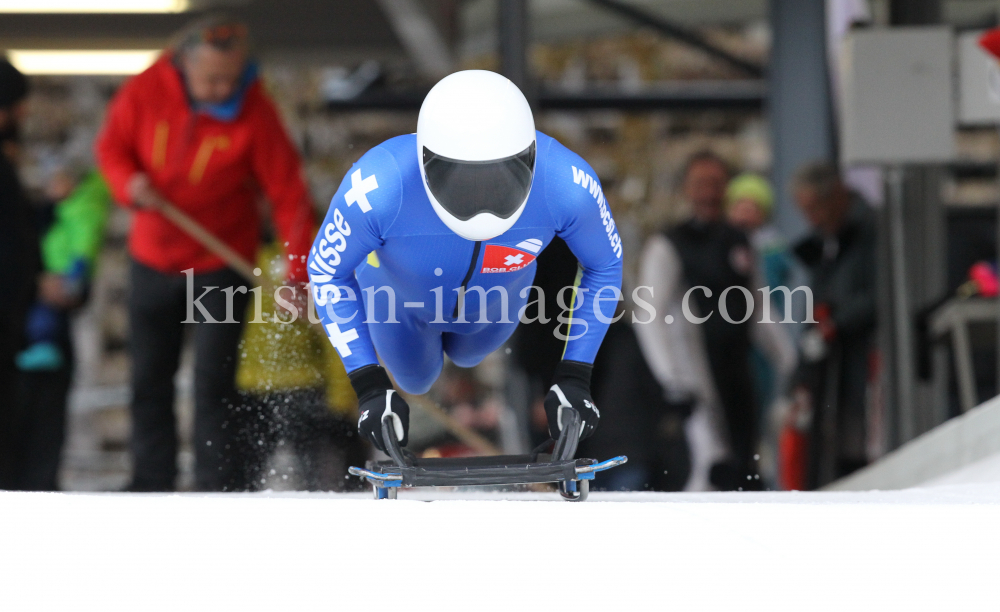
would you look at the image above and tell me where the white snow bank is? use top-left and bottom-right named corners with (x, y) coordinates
top-left (2, 488), bottom-right (998, 611)
top-left (829, 394), bottom-right (1000, 491)
top-left (924, 452), bottom-right (1000, 487)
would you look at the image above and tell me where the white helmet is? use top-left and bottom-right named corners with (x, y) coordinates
top-left (417, 70), bottom-right (536, 241)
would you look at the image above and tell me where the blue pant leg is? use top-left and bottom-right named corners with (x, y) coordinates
top-left (25, 303), bottom-right (65, 344)
top-left (442, 319), bottom-right (519, 368)
top-left (367, 296), bottom-right (444, 395)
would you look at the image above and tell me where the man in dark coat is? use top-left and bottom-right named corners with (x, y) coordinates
top-left (666, 153), bottom-right (758, 490)
top-left (791, 161), bottom-right (877, 487)
top-left (0, 59), bottom-right (37, 489)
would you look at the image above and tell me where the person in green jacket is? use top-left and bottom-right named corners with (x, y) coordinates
top-left (16, 167), bottom-right (110, 371)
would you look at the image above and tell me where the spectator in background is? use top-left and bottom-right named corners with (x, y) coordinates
top-left (95, 15), bottom-right (315, 491)
top-left (581, 317), bottom-right (694, 492)
top-left (636, 151), bottom-right (794, 491)
top-left (788, 161), bottom-right (876, 488)
top-left (0, 59), bottom-right (37, 489)
top-left (725, 173), bottom-right (797, 487)
top-left (18, 163), bottom-right (110, 372)
top-left (14, 161), bottom-right (111, 490)
top-left (726, 173), bottom-right (793, 302)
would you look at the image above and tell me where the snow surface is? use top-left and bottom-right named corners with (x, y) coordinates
top-left (3, 485), bottom-right (999, 611)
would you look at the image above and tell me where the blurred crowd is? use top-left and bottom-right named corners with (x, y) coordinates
top-left (578, 153), bottom-right (877, 491)
top-left (1, 15), bottom-right (878, 494)
top-left (512, 149), bottom-right (877, 492)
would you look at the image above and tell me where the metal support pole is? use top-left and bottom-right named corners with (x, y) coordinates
top-left (769, 0), bottom-right (835, 240)
top-left (498, 0), bottom-right (530, 96)
top-left (888, 166), bottom-right (916, 443)
top-left (886, 0), bottom-right (945, 437)
top-left (499, 0), bottom-right (532, 454)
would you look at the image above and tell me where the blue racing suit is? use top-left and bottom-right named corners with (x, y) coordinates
top-left (308, 131), bottom-right (623, 394)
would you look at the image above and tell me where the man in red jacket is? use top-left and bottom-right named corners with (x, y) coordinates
top-left (96, 16), bottom-right (314, 491)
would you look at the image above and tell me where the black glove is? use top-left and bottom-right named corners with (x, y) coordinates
top-left (544, 360), bottom-right (599, 441)
top-left (349, 365), bottom-right (410, 451)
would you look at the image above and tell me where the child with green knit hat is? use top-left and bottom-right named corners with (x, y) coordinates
top-left (726, 172), bottom-right (791, 294)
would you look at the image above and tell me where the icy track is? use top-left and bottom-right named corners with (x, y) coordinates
top-left (3, 485), bottom-right (999, 611)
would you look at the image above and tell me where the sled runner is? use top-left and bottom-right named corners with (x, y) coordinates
top-left (348, 408), bottom-right (626, 502)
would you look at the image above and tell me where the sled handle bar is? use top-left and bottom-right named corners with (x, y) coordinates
top-left (348, 466), bottom-right (402, 483)
top-left (551, 407), bottom-right (581, 462)
top-left (575, 456), bottom-right (628, 474)
top-left (381, 416), bottom-right (412, 467)
top-left (380, 407), bottom-right (583, 466)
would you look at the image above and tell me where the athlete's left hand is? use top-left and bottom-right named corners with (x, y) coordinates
top-left (544, 360), bottom-right (600, 441)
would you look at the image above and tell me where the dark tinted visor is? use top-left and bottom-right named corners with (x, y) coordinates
top-left (422, 142), bottom-right (535, 221)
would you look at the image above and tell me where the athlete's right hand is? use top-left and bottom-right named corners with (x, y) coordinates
top-left (349, 365), bottom-right (410, 451)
